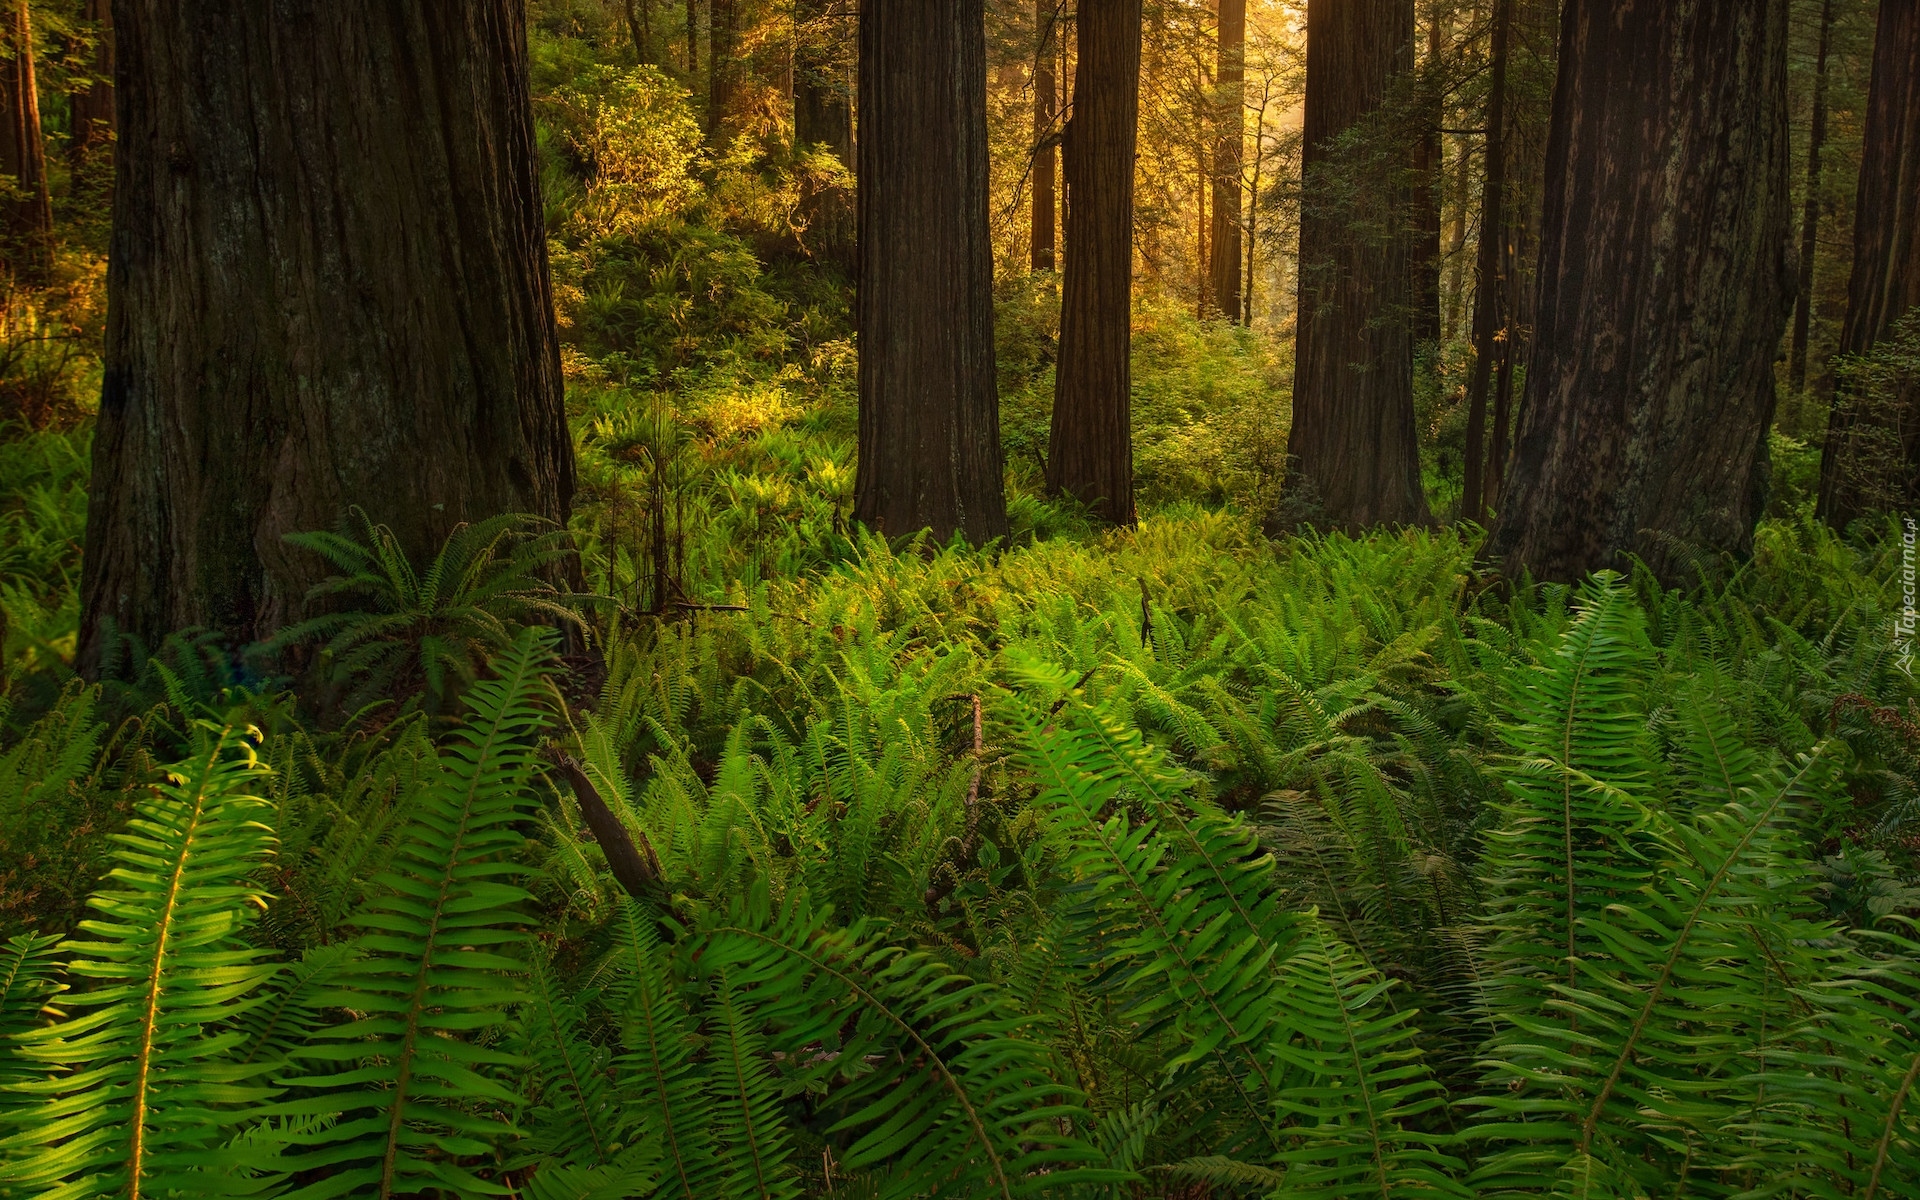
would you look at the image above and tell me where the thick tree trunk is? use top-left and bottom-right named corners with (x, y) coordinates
top-left (1489, 0), bottom-right (1794, 584)
top-left (0, 0), bottom-right (52, 281)
top-left (1032, 0), bottom-right (1057, 273)
top-left (855, 0), bottom-right (1007, 543)
top-left (1286, 0), bottom-right (1429, 529)
top-left (78, 1), bottom-right (574, 675)
top-left (707, 0), bottom-right (737, 142)
top-left (1048, 0), bottom-right (1141, 526)
top-left (1461, 0), bottom-right (1511, 526)
top-left (1789, 0), bottom-right (1836, 393)
top-left (1411, 7), bottom-right (1443, 345)
top-left (1815, 0), bottom-right (1920, 525)
top-left (70, 0), bottom-right (113, 169)
top-left (1207, 0), bottom-right (1245, 323)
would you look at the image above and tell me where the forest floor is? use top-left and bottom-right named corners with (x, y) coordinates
top-left (3, 14), bottom-right (1919, 1196)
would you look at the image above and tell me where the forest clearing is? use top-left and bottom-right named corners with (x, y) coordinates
top-left (3, 1), bottom-right (1920, 1196)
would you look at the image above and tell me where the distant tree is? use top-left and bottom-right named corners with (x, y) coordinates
top-left (1815, 0), bottom-right (1920, 524)
top-left (1461, 0), bottom-right (1512, 525)
top-left (1206, 0), bottom-right (1245, 322)
top-left (1410, 4), bottom-right (1443, 346)
top-left (78, 1), bottom-right (574, 675)
top-left (1789, 0), bottom-right (1837, 392)
top-left (708, 0), bottom-right (738, 141)
top-left (1031, 0), bottom-right (1058, 273)
top-left (854, 0), bottom-right (1007, 543)
top-left (0, 0), bottom-right (52, 281)
top-left (69, 0), bottom-right (112, 169)
top-left (1048, 0), bottom-right (1143, 526)
top-left (1490, 0), bottom-right (1793, 583)
top-left (1286, 0), bottom-right (1429, 529)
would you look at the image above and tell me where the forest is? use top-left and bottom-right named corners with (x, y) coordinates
top-left (1, 0), bottom-right (1919, 1196)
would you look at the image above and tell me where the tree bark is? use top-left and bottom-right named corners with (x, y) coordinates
top-left (1789, 0), bottom-right (1836, 393)
top-left (1207, 0), bottom-right (1245, 322)
top-left (855, 0), bottom-right (1007, 543)
top-left (1815, 0), bottom-right (1920, 525)
top-left (0, 0), bottom-right (52, 282)
top-left (621, 0), bottom-right (650, 63)
top-left (1489, 0), bottom-right (1794, 584)
top-left (1032, 0), bottom-right (1057, 273)
top-left (1286, 0), bottom-right (1429, 529)
top-left (1048, 0), bottom-right (1141, 526)
top-left (1461, 0), bottom-right (1511, 526)
top-left (70, 0), bottom-right (113, 169)
top-left (78, 0), bottom-right (574, 675)
top-left (1411, 6), bottom-right (1443, 344)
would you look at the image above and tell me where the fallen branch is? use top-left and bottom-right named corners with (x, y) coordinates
top-left (551, 752), bottom-right (669, 907)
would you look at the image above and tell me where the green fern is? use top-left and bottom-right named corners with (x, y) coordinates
top-left (700, 889), bottom-right (1114, 1196)
top-left (272, 509), bottom-right (585, 710)
top-left (0, 723), bottom-right (282, 1200)
top-left (274, 628), bottom-right (556, 1198)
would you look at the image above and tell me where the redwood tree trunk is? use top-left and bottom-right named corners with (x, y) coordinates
top-left (1489, 0), bottom-right (1794, 584)
top-left (854, 0), bottom-right (1007, 543)
top-left (1411, 6), bottom-right (1443, 345)
top-left (1048, 0), bottom-right (1141, 525)
top-left (69, 0), bottom-right (113, 168)
top-left (1788, 0), bottom-right (1835, 393)
top-left (1815, 0), bottom-right (1920, 525)
top-left (1207, 0), bottom-right (1245, 323)
top-left (1461, 0), bottom-right (1511, 525)
top-left (0, 0), bottom-right (52, 281)
top-left (1286, 0), bottom-right (1428, 529)
top-left (1032, 0), bottom-right (1057, 273)
top-left (78, 1), bottom-right (574, 674)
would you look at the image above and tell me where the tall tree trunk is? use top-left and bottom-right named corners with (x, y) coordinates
top-left (708, 0), bottom-right (736, 142)
top-left (794, 0), bottom-right (851, 159)
top-left (78, 1), bottom-right (574, 675)
top-left (1789, 0), bottom-right (1836, 393)
top-left (1441, 134), bottom-right (1471, 340)
top-left (1048, 0), bottom-right (1142, 525)
top-left (1032, 0), bottom-right (1057, 273)
top-left (69, 0), bottom-right (113, 169)
top-left (1411, 5), bottom-right (1443, 344)
top-left (0, 0), bottom-right (52, 282)
top-left (1461, 0), bottom-right (1511, 525)
top-left (1207, 0), bottom-right (1245, 322)
top-left (855, 0), bottom-right (1007, 543)
top-left (1487, 226), bottom-right (1519, 512)
top-left (622, 0), bottom-right (650, 63)
top-left (794, 0), bottom-right (852, 265)
top-left (1287, 0), bottom-right (1428, 529)
top-left (687, 0), bottom-right (699, 76)
top-left (1815, 0), bottom-right (1920, 525)
top-left (1489, 0), bottom-right (1794, 584)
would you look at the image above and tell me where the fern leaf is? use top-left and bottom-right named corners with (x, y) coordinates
top-left (275, 628), bottom-right (556, 1199)
top-left (1, 724), bottom-right (281, 1200)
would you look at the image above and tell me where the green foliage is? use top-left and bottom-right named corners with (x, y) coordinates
top-left (273, 628), bottom-right (557, 1198)
top-left (272, 510), bottom-right (584, 712)
top-left (0, 722), bottom-right (281, 1199)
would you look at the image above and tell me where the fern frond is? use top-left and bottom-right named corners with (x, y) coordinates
top-left (275, 628), bottom-right (556, 1198)
top-left (701, 892), bottom-right (1115, 1196)
top-left (1, 724), bottom-right (281, 1200)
